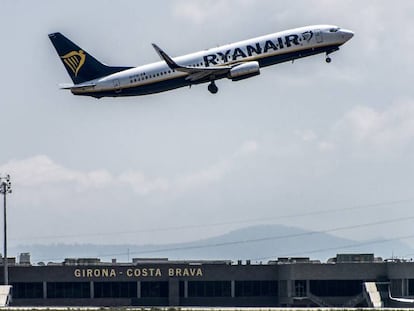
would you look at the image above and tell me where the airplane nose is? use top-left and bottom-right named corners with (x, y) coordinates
top-left (341, 29), bottom-right (354, 41)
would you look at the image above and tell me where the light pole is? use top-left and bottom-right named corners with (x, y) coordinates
top-left (0, 175), bottom-right (11, 285)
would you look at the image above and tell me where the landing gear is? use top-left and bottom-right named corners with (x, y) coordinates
top-left (325, 52), bottom-right (332, 63)
top-left (208, 81), bottom-right (218, 94)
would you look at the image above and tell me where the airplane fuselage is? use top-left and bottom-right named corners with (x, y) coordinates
top-left (50, 25), bottom-right (353, 98)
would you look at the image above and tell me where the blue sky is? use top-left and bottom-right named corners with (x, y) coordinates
top-left (1, 0), bottom-right (414, 258)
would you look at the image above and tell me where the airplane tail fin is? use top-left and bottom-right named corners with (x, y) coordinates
top-left (48, 32), bottom-right (132, 84)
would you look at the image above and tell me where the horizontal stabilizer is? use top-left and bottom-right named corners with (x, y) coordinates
top-left (59, 82), bottom-right (96, 90)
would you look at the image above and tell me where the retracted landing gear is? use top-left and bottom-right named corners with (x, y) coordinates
top-left (208, 81), bottom-right (218, 94)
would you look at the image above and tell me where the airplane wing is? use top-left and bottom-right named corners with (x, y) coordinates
top-left (152, 44), bottom-right (232, 82)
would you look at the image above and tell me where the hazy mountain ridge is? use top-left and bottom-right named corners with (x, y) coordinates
top-left (11, 224), bottom-right (413, 264)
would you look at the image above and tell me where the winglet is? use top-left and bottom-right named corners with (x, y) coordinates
top-left (152, 43), bottom-right (180, 69)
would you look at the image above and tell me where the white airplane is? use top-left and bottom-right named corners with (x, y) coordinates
top-left (49, 25), bottom-right (353, 98)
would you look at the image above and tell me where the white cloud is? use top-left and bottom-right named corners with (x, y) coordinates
top-left (0, 140), bottom-right (259, 196)
top-left (290, 100), bottom-right (414, 156)
top-left (118, 172), bottom-right (169, 195)
top-left (134, 140), bottom-right (259, 194)
top-left (172, 0), bottom-right (256, 25)
top-left (318, 141), bottom-right (335, 152)
top-left (175, 161), bottom-right (229, 192)
top-left (295, 129), bottom-right (317, 142)
top-left (333, 99), bottom-right (414, 151)
top-left (237, 140), bottom-right (258, 155)
top-left (0, 155), bottom-right (112, 188)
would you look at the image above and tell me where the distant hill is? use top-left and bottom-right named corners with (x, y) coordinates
top-left (10, 224), bottom-right (413, 264)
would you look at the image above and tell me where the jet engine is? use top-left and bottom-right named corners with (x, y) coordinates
top-left (229, 61), bottom-right (260, 81)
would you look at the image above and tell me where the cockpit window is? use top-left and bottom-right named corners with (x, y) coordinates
top-left (329, 27), bottom-right (340, 32)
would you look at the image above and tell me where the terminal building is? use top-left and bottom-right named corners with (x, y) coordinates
top-left (3, 253), bottom-right (414, 308)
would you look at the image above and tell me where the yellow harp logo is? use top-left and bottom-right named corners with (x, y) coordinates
top-left (61, 50), bottom-right (86, 77)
